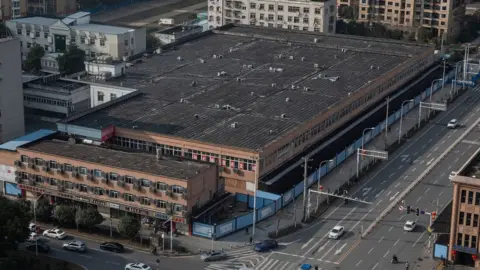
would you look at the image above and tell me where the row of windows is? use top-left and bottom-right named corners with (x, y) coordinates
top-left (24, 95), bottom-right (71, 107)
top-left (457, 233), bottom-right (477, 249)
top-left (460, 189), bottom-right (480, 205)
top-left (21, 173), bottom-right (186, 212)
top-left (20, 155), bottom-right (187, 194)
top-left (248, 3), bottom-right (328, 14)
top-left (113, 136), bottom-right (257, 171)
top-left (458, 212), bottom-right (479, 227)
top-left (97, 91), bottom-right (117, 102)
top-left (249, 14), bottom-right (322, 24)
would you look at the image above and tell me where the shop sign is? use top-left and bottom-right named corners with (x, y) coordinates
top-left (453, 245), bottom-right (477, 255)
top-left (101, 125), bottom-right (115, 142)
top-left (172, 216), bottom-right (185, 224)
top-left (123, 206), bottom-right (148, 216)
top-left (154, 212), bottom-right (169, 220)
top-left (19, 184), bottom-right (48, 194)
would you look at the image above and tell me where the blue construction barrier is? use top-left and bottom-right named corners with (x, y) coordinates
top-left (83, 0), bottom-right (152, 15)
top-left (192, 69), bottom-right (465, 239)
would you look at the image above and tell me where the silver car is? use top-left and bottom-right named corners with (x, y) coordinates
top-left (63, 240), bottom-right (87, 252)
top-left (200, 250), bottom-right (227, 262)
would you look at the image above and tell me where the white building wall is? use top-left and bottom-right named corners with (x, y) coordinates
top-left (90, 84), bottom-right (134, 107)
top-left (208, 0), bottom-right (336, 33)
top-left (0, 38), bottom-right (25, 143)
top-left (85, 62), bottom-right (126, 78)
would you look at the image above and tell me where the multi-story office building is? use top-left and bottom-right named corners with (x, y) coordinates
top-left (208, 0), bottom-right (337, 33)
top-left (1, 131), bottom-right (217, 234)
top-left (6, 12), bottom-right (147, 61)
top-left (356, 0), bottom-right (465, 41)
top-left (449, 148), bottom-right (480, 267)
top-left (0, 38), bottom-right (25, 143)
top-left (0, 0), bottom-right (76, 20)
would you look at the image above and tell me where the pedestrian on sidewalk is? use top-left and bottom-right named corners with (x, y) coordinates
top-left (249, 236), bottom-right (253, 244)
top-left (405, 262), bottom-right (409, 270)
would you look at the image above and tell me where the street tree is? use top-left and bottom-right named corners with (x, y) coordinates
top-left (57, 44), bottom-right (85, 74)
top-left (35, 197), bottom-right (53, 222)
top-left (24, 45), bottom-right (45, 73)
top-left (54, 205), bottom-right (77, 227)
top-left (75, 207), bottom-right (104, 232)
top-left (0, 196), bottom-right (31, 257)
top-left (118, 215), bottom-right (140, 240)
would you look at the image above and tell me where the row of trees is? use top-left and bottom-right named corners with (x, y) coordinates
top-left (336, 20), bottom-right (406, 41)
top-left (35, 198), bottom-right (141, 239)
top-left (24, 44), bottom-right (86, 74)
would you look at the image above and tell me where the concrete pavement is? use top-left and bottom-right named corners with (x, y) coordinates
top-left (230, 86), bottom-right (480, 270)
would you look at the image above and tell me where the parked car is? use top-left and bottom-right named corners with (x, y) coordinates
top-left (28, 223), bottom-right (36, 232)
top-left (43, 228), bottom-right (66, 239)
top-left (100, 242), bottom-right (125, 253)
top-left (28, 232), bottom-right (39, 241)
top-left (328, 226), bottom-right (345, 239)
top-left (125, 262), bottom-right (152, 270)
top-left (404, 221), bottom-right (416, 232)
top-left (299, 264), bottom-right (313, 270)
top-left (447, 119), bottom-right (458, 129)
top-left (25, 242), bottom-right (50, 253)
top-left (200, 250), bottom-right (227, 261)
top-left (254, 240), bottom-right (278, 252)
top-left (63, 240), bottom-right (87, 252)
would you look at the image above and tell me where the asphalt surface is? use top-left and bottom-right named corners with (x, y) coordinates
top-left (21, 234), bottom-right (207, 270)
top-left (214, 87), bottom-right (480, 270)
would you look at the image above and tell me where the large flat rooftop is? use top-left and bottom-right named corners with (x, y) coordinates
top-left (21, 138), bottom-right (210, 180)
top-left (69, 25), bottom-right (433, 151)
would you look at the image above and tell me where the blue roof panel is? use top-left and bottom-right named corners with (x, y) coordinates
top-left (0, 130), bottom-right (56, 151)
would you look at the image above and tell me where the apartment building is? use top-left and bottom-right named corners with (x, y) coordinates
top-left (1, 131), bottom-right (217, 234)
top-left (208, 0), bottom-right (337, 33)
top-left (449, 148), bottom-right (480, 268)
top-left (6, 12), bottom-right (147, 61)
top-left (0, 0), bottom-right (76, 20)
top-left (357, 0), bottom-right (465, 41)
top-left (0, 38), bottom-right (25, 143)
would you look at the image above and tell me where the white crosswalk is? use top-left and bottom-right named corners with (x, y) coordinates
top-left (204, 246), bottom-right (266, 270)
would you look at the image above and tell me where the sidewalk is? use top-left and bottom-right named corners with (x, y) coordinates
top-left (197, 83), bottom-right (460, 249)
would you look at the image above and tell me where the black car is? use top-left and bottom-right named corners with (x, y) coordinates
top-left (100, 242), bottom-right (125, 253)
top-left (25, 242), bottom-right (50, 253)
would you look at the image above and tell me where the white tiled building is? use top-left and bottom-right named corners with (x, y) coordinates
top-left (208, 0), bottom-right (336, 33)
top-left (6, 12), bottom-right (147, 61)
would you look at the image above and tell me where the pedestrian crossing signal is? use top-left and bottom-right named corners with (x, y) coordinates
top-left (416, 208), bottom-right (420, 216)
top-left (406, 206), bottom-right (411, 214)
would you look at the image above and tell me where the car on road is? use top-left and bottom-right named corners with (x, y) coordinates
top-left (125, 262), bottom-right (152, 270)
top-left (25, 242), bottom-right (50, 253)
top-left (100, 242), bottom-right (125, 253)
top-left (63, 240), bottom-right (87, 252)
top-left (328, 225), bottom-right (345, 239)
top-left (43, 228), bottom-right (66, 239)
top-left (200, 250), bottom-right (227, 261)
top-left (447, 119), bottom-right (459, 129)
top-left (299, 264), bottom-right (313, 270)
top-left (28, 232), bottom-right (39, 241)
top-left (254, 240), bottom-right (278, 252)
top-left (404, 221), bottom-right (416, 232)
top-left (28, 223), bottom-right (36, 232)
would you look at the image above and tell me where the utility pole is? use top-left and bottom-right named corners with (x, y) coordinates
top-left (293, 185), bottom-right (297, 228)
top-left (384, 96), bottom-right (390, 149)
top-left (302, 157), bottom-right (312, 221)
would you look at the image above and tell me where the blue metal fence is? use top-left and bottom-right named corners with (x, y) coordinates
top-left (193, 70), bottom-right (463, 239)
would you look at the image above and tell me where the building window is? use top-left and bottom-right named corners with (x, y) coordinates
top-left (17, 29), bottom-right (22, 35)
top-left (472, 236), bottom-right (477, 248)
top-left (79, 185), bottom-right (88, 192)
top-left (457, 233), bottom-right (463, 246)
top-left (156, 200), bottom-right (167, 208)
top-left (27, 42), bottom-right (31, 48)
top-left (131, 38), bottom-right (134, 45)
top-left (79, 167), bottom-right (88, 175)
top-left (465, 235), bottom-right (470, 247)
top-left (268, 4), bottom-right (274, 11)
top-left (303, 7), bottom-right (309, 13)
top-left (94, 169), bottom-right (103, 178)
top-left (80, 37), bottom-right (85, 44)
top-left (100, 39), bottom-right (105, 46)
top-left (49, 161), bottom-right (57, 169)
top-left (461, 190), bottom-right (467, 203)
top-left (125, 176), bottom-right (134, 184)
top-left (90, 37), bottom-right (95, 45)
top-left (459, 212), bottom-right (465, 225)
top-left (34, 158), bottom-right (44, 166)
top-left (156, 182), bottom-right (167, 190)
top-left (109, 173), bottom-right (118, 180)
top-left (98, 91), bottom-right (104, 102)
top-left (469, 191), bottom-right (474, 204)
top-left (174, 204), bottom-right (184, 212)
top-left (21, 155), bottom-right (30, 163)
top-left (467, 213), bottom-right (472, 226)
top-left (35, 175), bottom-right (44, 183)
top-left (278, 5), bottom-right (283, 11)
top-left (125, 193), bottom-right (134, 202)
top-left (71, 36), bottom-right (76, 43)
top-left (110, 93), bottom-right (117, 100)
top-left (140, 179), bottom-right (151, 187)
top-left (315, 8), bottom-right (320, 14)
top-left (140, 197), bottom-right (150, 205)
top-left (172, 186), bottom-right (184, 194)
top-left (44, 45), bottom-right (49, 52)
top-left (94, 187), bottom-right (104, 195)
top-left (109, 190), bottom-right (119, 198)
top-left (250, 3), bottom-right (255, 8)
top-left (49, 178), bottom-right (58, 185)
top-left (303, 17), bottom-right (309, 23)
top-left (35, 31), bottom-right (40, 37)
top-left (476, 192), bottom-right (480, 205)
top-left (474, 214), bottom-right (479, 227)
top-left (44, 32), bottom-right (48, 38)
top-left (90, 52), bottom-right (95, 58)
top-left (124, 39), bottom-right (128, 46)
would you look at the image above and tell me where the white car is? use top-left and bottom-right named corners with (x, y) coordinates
top-left (42, 228), bottom-right (66, 239)
top-left (404, 221), bottom-right (416, 232)
top-left (449, 171), bottom-right (457, 180)
top-left (125, 263), bottom-right (152, 270)
top-left (28, 232), bottom-right (39, 241)
top-left (28, 223), bottom-right (36, 232)
top-left (328, 225), bottom-right (345, 239)
top-left (447, 119), bottom-right (458, 129)
top-left (63, 240), bottom-right (86, 252)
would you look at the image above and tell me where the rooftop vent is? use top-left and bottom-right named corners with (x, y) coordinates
top-left (269, 129), bottom-right (275, 134)
top-left (194, 114), bottom-right (199, 119)
top-left (301, 57), bottom-right (305, 61)
top-left (214, 104), bottom-right (220, 108)
top-left (250, 92), bottom-right (254, 96)
top-left (314, 63), bottom-right (319, 69)
top-left (230, 122), bottom-right (238, 128)
top-left (341, 48), bottom-right (347, 53)
top-left (289, 55), bottom-right (294, 60)
top-left (313, 38), bottom-right (318, 43)
top-left (132, 126), bottom-right (138, 129)
top-left (291, 84), bottom-right (296, 89)
top-left (281, 114), bottom-right (287, 119)
top-left (285, 97), bottom-right (291, 102)
top-left (236, 77), bottom-right (243, 82)
top-left (278, 54), bottom-right (283, 59)
top-left (222, 105), bottom-right (231, 110)
top-left (199, 59), bottom-right (205, 63)
top-left (177, 56), bottom-right (183, 61)
top-left (334, 55), bottom-right (338, 59)
top-left (180, 98), bottom-right (186, 103)
top-left (218, 55), bottom-right (224, 59)
top-left (217, 71), bottom-right (227, 77)
top-left (191, 81), bottom-right (197, 86)
top-left (304, 86), bottom-right (310, 91)
top-left (348, 92), bottom-right (352, 96)
top-left (247, 64), bottom-right (253, 68)
top-left (213, 54), bottom-right (218, 58)
top-left (271, 83), bottom-right (276, 87)
top-left (155, 48), bottom-right (162, 54)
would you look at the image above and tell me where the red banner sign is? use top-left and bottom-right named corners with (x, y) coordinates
top-left (101, 125), bottom-right (115, 142)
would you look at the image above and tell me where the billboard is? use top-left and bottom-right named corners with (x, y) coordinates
top-left (101, 125), bottom-right (115, 142)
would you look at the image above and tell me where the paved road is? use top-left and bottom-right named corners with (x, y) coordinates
top-left (22, 234), bottom-right (206, 270)
top-left (240, 87), bottom-right (480, 270)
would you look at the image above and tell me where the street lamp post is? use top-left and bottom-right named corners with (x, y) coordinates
top-left (316, 159), bottom-right (333, 210)
top-left (361, 127), bottom-right (375, 150)
top-left (398, 99), bottom-right (414, 143)
top-left (209, 227), bottom-right (216, 251)
top-left (430, 79), bottom-right (443, 103)
top-left (33, 191), bottom-right (47, 256)
top-left (251, 156), bottom-right (259, 240)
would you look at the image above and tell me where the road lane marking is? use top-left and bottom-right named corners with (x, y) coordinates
top-left (440, 172), bottom-right (445, 177)
top-left (389, 173), bottom-right (395, 178)
top-left (389, 225), bottom-right (394, 232)
top-left (78, 254), bottom-right (92, 259)
top-left (383, 250), bottom-right (390, 258)
top-left (273, 251), bottom-right (338, 264)
top-left (381, 180), bottom-right (386, 184)
top-left (394, 182), bottom-right (400, 188)
top-left (317, 240), bottom-right (330, 252)
top-left (412, 231), bottom-right (427, 247)
top-left (390, 192), bottom-right (399, 201)
top-left (426, 153), bottom-right (432, 158)
top-left (378, 236), bottom-right (384, 243)
top-left (356, 260), bottom-right (363, 267)
top-left (335, 243), bottom-right (347, 255)
top-left (433, 179), bottom-right (438, 184)
top-left (403, 175), bottom-right (408, 180)
top-left (106, 261), bottom-right (121, 265)
top-left (368, 247), bottom-right (374, 254)
top-left (439, 190), bottom-right (444, 196)
top-left (441, 140), bottom-right (445, 144)
top-left (302, 238), bottom-right (314, 249)
top-left (372, 262), bottom-right (379, 269)
top-left (426, 158), bottom-right (435, 166)
top-left (414, 152), bottom-right (418, 156)
top-left (302, 207), bottom-right (357, 256)
top-left (448, 165), bottom-right (452, 170)
top-left (398, 165), bottom-right (403, 170)
top-left (434, 147), bottom-right (439, 151)
top-left (454, 157), bottom-right (459, 163)
top-left (416, 196), bottom-right (422, 202)
top-left (412, 167), bottom-right (416, 172)
top-left (320, 241), bottom-right (340, 260)
top-left (422, 145), bottom-right (426, 149)
top-left (394, 239), bottom-right (399, 246)
top-left (424, 187), bottom-right (430, 194)
top-left (376, 189), bottom-right (384, 198)
top-left (386, 191), bottom-right (392, 196)
top-left (376, 199), bottom-right (383, 206)
top-left (428, 138), bottom-right (432, 143)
